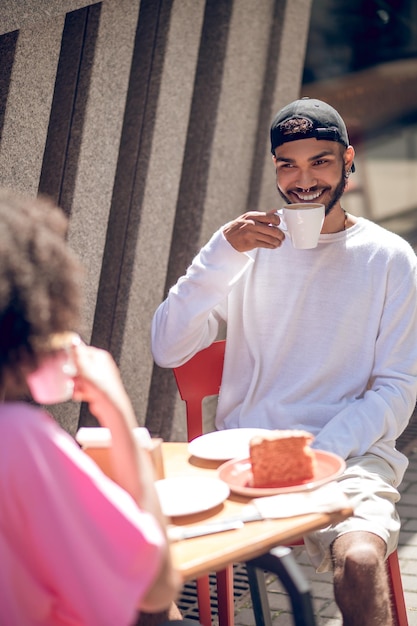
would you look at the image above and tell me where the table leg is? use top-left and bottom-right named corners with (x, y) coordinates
top-left (216, 566), bottom-right (235, 626)
top-left (245, 546), bottom-right (316, 626)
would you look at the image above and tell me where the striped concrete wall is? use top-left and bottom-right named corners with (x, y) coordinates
top-left (0, 0), bottom-right (312, 439)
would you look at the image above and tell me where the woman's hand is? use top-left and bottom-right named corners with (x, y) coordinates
top-left (72, 343), bottom-right (182, 612)
top-left (72, 344), bottom-right (136, 430)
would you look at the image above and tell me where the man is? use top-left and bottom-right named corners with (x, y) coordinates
top-left (152, 98), bottom-right (417, 625)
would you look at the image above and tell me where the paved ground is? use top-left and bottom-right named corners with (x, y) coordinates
top-left (233, 442), bottom-right (417, 626)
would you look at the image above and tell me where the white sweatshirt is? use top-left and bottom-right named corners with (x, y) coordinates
top-left (152, 218), bottom-right (417, 485)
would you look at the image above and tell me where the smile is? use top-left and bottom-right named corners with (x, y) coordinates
top-left (294, 190), bottom-right (322, 201)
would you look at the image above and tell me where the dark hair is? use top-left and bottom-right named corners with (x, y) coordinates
top-left (0, 189), bottom-right (82, 387)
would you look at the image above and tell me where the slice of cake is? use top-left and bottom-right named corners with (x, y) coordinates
top-left (249, 429), bottom-right (316, 488)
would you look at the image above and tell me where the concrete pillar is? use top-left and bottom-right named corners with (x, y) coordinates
top-left (0, 0), bottom-right (312, 437)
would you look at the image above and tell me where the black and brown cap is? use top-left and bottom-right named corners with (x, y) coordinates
top-left (270, 97), bottom-right (354, 170)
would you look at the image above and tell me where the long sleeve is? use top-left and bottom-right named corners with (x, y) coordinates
top-left (152, 229), bottom-right (252, 367)
top-left (312, 255), bottom-right (417, 467)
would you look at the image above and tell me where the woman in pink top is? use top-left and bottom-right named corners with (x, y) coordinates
top-left (0, 190), bottom-right (181, 625)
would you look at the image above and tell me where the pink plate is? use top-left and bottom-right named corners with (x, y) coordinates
top-left (217, 450), bottom-right (346, 497)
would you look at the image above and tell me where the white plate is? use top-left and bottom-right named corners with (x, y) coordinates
top-left (155, 476), bottom-right (230, 517)
top-left (188, 428), bottom-right (271, 461)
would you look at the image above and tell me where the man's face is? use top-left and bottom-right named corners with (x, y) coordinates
top-left (273, 138), bottom-right (353, 215)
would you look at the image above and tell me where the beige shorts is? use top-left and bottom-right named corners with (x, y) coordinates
top-left (303, 454), bottom-right (401, 572)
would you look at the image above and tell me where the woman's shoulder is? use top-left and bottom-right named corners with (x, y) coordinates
top-left (0, 402), bottom-right (56, 445)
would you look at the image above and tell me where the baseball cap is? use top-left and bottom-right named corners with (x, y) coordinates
top-left (270, 97), bottom-right (353, 164)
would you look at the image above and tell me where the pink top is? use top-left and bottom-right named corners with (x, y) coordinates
top-left (0, 403), bottom-right (165, 625)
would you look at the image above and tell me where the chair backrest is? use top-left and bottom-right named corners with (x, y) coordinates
top-left (172, 340), bottom-right (226, 441)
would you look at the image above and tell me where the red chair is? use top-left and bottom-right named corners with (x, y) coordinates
top-left (173, 340), bottom-right (408, 626)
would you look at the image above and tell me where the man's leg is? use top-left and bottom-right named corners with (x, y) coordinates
top-left (331, 531), bottom-right (392, 626)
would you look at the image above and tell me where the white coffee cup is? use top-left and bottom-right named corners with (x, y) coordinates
top-left (278, 203), bottom-right (325, 249)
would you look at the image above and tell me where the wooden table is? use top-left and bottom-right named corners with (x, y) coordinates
top-left (163, 442), bottom-right (352, 581)
top-left (85, 440), bottom-right (352, 626)
top-left (161, 442), bottom-right (352, 626)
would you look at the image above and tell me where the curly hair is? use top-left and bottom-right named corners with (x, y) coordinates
top-left (0, 189), bottom-right (83, 387)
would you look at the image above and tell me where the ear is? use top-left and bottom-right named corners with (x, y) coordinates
top-left (344, 145), bottom-right (355, 172)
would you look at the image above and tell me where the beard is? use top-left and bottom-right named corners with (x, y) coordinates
top-left (277, 168), bottom-right (347, 216)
